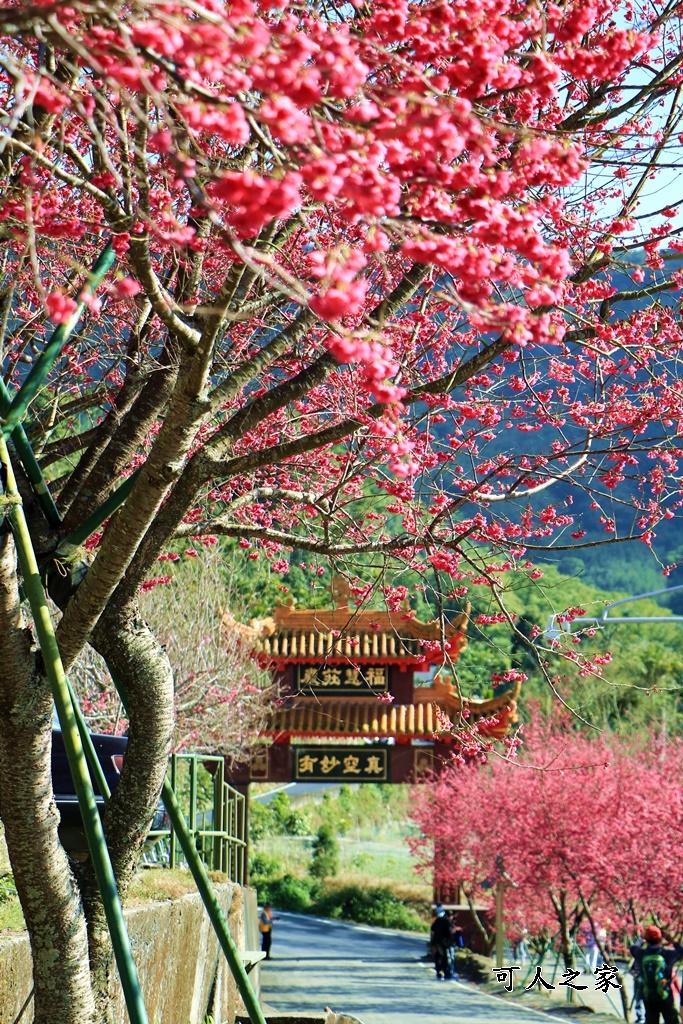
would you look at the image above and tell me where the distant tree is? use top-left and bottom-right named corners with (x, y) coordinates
top-left (410, 711), bottom-right (683, 1019)
top-left (70, 546), bottom-right (272, 756)
top-left (269, 793), bottom-right (311, 838)
top-left (317, 792), bottom-right (351, 837)
top-left (310, 825), bottom-right (340, 880)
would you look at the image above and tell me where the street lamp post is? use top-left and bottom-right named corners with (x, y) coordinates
top-left (545, 583), bottom-right (683, 639)
top-left (495, 878), bottom-right (505, 968)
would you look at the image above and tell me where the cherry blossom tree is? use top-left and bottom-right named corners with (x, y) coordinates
top-left (1, 0), bottom-right (683, 1021)
top-left (409, 714), bottom-right (683, 1020)
top-left (69, 547), bottom-right (272, 755)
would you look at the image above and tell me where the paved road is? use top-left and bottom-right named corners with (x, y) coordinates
top-left (261, 912), bottom-right (566, 1023)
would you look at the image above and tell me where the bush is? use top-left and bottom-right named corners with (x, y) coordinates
top-left (270, 792), bottom-right (311, 837)
top-left (312, 884), bottom-right (423, 931)
top-left (256, 874), bottom-right (319, 913)
top-left (249, 793), bottom-right (311, 841)
top-left (249, 851), bottom-right (280, 885)
top-left (309, 824), bottom-right (340, 879)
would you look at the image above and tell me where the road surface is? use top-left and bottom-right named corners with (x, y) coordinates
top-left (260, 912), bottom-right (567, 1023)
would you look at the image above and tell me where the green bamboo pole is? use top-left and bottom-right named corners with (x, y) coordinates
top-left (159, 778), bottom-right (267, 1024)
top-left (0, 437), bottom-right (148, 1024)
top-left (108, 669), bottom-right (267, 1024)
top-left (65, 677), bottom-right (111, 801)
top-left (63, 468), bottom-right (140, 548)
top-left (2, 243), bottom-right (116, 440)
top-left (0, 379), bottom-right (61, 529)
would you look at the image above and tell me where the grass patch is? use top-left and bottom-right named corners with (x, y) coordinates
top-left (126, 868), bottom-right (230, 905)
top-left (0, 868), bottom-right (233, 930)
top-left (0, 898), bottom-right (24, 930)
top-left (0, 875), bottom-right (24, 931)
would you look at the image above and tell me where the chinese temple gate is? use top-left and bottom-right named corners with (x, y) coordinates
top-left (225, 578), bottom-right (520, 786)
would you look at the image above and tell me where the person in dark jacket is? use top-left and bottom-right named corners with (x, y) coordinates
top-left (431, 908), bottom-right (453, 980)
top-left (630, 925), bottom-right (683, 1024)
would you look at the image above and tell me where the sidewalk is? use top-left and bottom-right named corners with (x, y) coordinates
top-left (489, 951), bottom-right (634, 1020)
top-left (261, 912), bottom-right (574, 1024)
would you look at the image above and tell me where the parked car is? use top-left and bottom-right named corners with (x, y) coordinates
top-left (52, 725), bottom-right (167, 856)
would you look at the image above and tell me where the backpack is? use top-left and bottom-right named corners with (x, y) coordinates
top-left (641, 950), bottom-right (670, 1002)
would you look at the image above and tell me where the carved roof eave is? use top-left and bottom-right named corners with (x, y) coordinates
top-left (223, 604), bottom-right (470, 665)
top-left (414, 676), bottom-right (521, 715)
top-left (261, 682), bottom-right (520, 743)
top-left (264, 601), bottom-right (469, 640)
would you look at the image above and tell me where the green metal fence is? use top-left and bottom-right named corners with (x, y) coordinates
top-left (148, 754), bottom-right (247, 885)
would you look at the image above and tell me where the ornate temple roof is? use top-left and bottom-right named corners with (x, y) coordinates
top-left (262, 677), bottom-right (521, 742)
top-left (225, 577), bottom-right (469, 666)
top-left (225, 577), bottom-right (520, 746)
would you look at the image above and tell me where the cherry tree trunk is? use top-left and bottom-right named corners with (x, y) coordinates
top-left (556, 892), bottom-right (575, 973)
top-left (0, 531), bottom-right (96, 1024)
top-left (73, 604), bottom-right (175, 1024)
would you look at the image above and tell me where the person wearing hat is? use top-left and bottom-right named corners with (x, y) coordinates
top-left (630, 925), bottom-right (683, 1024)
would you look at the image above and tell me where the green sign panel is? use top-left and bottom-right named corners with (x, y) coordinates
top-left (293, 745), bottom-right (390, 782)
top-left (296, 664), bottom-right (388, 695)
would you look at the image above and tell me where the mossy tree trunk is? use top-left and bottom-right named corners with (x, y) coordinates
top-left (0, 530), bottom-right (96, 1024)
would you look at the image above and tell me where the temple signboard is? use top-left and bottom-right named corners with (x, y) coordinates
top-left (293, 745), bottom-right (390, 782)
top-left (296, 663), bottom-right (388, 696)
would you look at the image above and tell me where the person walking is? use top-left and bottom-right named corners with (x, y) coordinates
top-left (670, 963), bottom-right (682, 1023)
top-left (631, 937), bottom-right (647, 1024)
top-left (514, 928), bottom-right (529, 966)
top-left (630, 925), bottom-right (683, 1024)
top-left (584, 925), bottom-right (606, 972)
top-left (430, 907), bottom-right (453, 980)
top-left (447, 911), bottom-right (463, 978)
top-left (260, 902), bottom-right (274, 960)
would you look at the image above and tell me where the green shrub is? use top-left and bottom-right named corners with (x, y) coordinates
top-left (312, 884), bottom-right (422, 931)
top-left (249, 793), bottom-right (311, 841)
top-left (257, 874), bottom-right (319, 913)
top-left (309, 824), bottom-right (339, 879)
top-left (270, 792), bottom-right (311, 837)
top-left (249, 851), bottom-right (279, 883)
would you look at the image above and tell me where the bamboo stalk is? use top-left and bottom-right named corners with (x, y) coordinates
top-left (0, 379), bottom-right (61, 528)
top-left (2, 244), bottom-right (116, 440)
top-left (108, 668), bottom-right (268, 1024)
top-left (64, 661), bottom-right (267, 1024)
top-left (63, 468), bottom-right (140, 547)
top-left (159, 778), bottom-right (268, 1024)
top-left (65, 676), bottom-right (112, 801)
top-left (0, 436), bottom-right (148, 1024)
top-left (0, 410), bottom-right (266, 1024)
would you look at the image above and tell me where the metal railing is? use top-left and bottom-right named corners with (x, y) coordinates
top-left (148, 753), bottom-right (247, 885)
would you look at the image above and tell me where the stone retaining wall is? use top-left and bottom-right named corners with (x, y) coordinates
top-left (0, 883), bottom-right (260, 1024)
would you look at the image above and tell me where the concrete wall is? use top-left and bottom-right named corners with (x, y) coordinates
top-left (0, 883), bottom-right (261, 1024)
